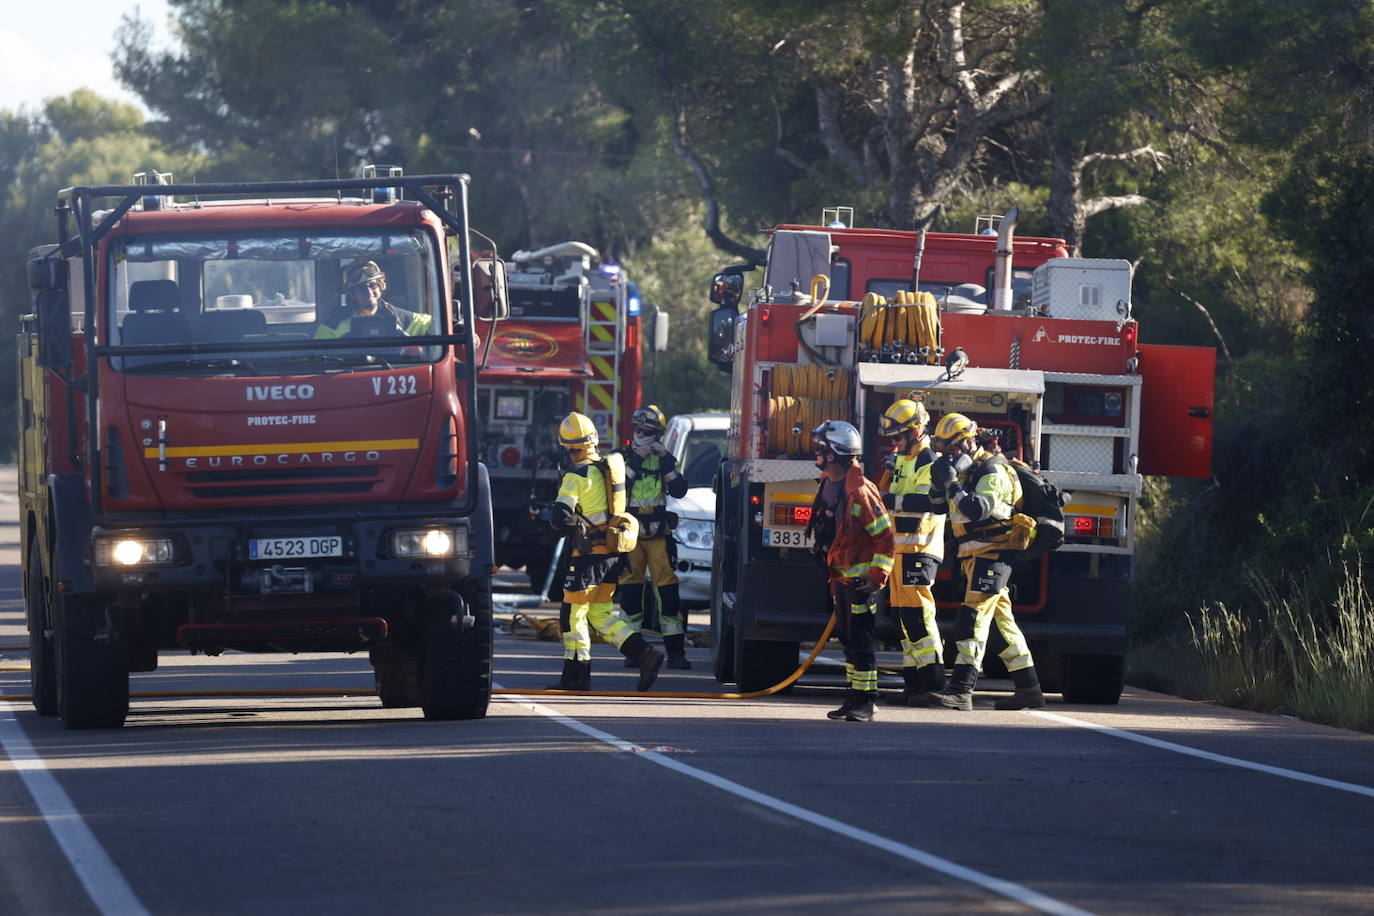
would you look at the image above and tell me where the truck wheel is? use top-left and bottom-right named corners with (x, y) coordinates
top-left (1060, 654), bottom-right (1124, 705)
top-left (25, 541), bottom-right (57, 717)
top-left (419, 581), bottom-right (493, 721)
top-left (375, 658), bottom-right (422, 708)
top-left (734, 633), bottom-right (798, 694)
top-left (54, 592), bottom-right (129, 729)
top-left (710, 600), bottom-right (736, 684)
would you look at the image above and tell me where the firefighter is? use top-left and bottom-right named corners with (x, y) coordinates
top-left (545, 411), bottom-right (665, 692)
top-left (927, 413), bottom-right (1045, 710)
top-left (616, 405), bottom-right (693, 669)
top-left (876, 399), bottom-right (948, 706)
top-left (806, 420), bottom-right (895, 722)
top-left (315, 259), bottom-right (433, 338)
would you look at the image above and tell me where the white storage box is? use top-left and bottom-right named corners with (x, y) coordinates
top-left (1031, 258), bottom-right (1132, 321)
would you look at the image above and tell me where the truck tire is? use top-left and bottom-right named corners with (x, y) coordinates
top-left (375, 658), bottom-right (422, 708)
top-left (734, 633), bottom-right (798, 695)
top-left (25, 541), bottom-right (57, 717)
top-left (1060, 653), bottom-right (1124, 705)
top-left (710, 600), bottom-right (736, 684)
top-left (54, 591), bottom-right (129, 729)
top-left (419, 580), bottom-right (493, 721)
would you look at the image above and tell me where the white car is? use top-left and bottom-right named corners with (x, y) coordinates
top-left (663, 413), bottom-right (729, 608)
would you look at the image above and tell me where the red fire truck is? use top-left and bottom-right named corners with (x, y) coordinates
top-left (475, 242), bottom-right (666, 590)
top-left (18, 170), bottom-right (506, 728)
top-left (706, 208), bottom-right (1214, 701)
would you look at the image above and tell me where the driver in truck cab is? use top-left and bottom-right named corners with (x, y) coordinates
top-left (314, 259), bottom-right (433, 338)
top-left (804, 420), bottom-right (894, 723)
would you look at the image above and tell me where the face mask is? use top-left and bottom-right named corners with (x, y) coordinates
top-left (632, 431), bottom-right (656, 449)
top-left (952, 452), bottom-right (974, 474)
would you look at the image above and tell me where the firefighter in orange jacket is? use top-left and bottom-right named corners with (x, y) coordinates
top-left (805, 420), bottom-right (895, 722)
top-left (545, 412), bottom-right (664, 692)
top-left (876, 399), bottom-right (948, 706)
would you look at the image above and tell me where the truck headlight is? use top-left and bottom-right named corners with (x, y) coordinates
top-left (675, 519), bottom-right (714, 550)
top-left (390, 527), bottom-right (469, 559)
top-left (94, 536), bottom-right (177, 567)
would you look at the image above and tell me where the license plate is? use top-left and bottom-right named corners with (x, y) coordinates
top-left (763, 528), bottom-right (813, 548)
top-left (249, 536), bottom-right (343, 559)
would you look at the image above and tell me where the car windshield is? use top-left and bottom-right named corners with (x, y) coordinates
top-left (106, 230), bottom-right (444, 374)
top-left (682, 427), bottom-right (727, 488)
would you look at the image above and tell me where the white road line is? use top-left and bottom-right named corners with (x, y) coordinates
top-left (1029, 709), bottom-right (1374, 800)
top-left (497, 689), bottom-right (1094, 916)
top-left (0, 703), bottom-right (152, 916)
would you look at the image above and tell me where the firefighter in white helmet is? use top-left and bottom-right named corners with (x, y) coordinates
top-left (545, 411), bottom-right (664, 692)
top-left (804, 420), bottom-right (895, 722)
top-left (616, 405), bottom-right (692, 668)
top-left (926, 413), bottom-right (1044, 710)
top-left (876, 398), bottom-right (949, 706)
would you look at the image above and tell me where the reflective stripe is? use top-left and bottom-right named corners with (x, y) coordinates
top-left (870, 554), bottom-right (894, 574)
top-left (865, 514), bottom-right (891, 536)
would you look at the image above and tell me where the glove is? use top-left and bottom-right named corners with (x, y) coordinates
top-left (881, 492), bottom-right (897, 510)
top-left (848, 577), bottom-right (875, 599)
top-left (658, 451), bottom-right (677, 471)
top-left (865, 568), bottom-right (889, 593)
top-left (929, 456), bottom-right (957, 489)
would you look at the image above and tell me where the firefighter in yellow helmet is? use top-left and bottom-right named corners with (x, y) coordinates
top-left (616, 405), bottom-right (692, 668)
top-left (315, 259), bottom-right (433, 339)
top-left (876, 399), bottom-right (949, 706)
top-left (926, 413), bottom-right (1045, 710)
top-left (545, 411), bottom-right (664, 691)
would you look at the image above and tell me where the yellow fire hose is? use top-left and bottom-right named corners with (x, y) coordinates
top-left (0, 615), bottom-right (840, 704)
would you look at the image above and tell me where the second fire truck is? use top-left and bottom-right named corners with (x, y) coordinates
top-left (706, 208), bottom-right (1215, 702)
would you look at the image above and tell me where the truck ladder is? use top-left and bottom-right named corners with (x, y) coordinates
top-left (580, 283), bottom-right (625, 441)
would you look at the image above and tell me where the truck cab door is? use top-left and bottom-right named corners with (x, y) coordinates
top-left (1137, 343), bottom-right (1215, 478)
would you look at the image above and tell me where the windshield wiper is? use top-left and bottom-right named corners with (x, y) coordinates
top-left (128, 357), bottom-right (262, 376)
top-left (286, 353), bottom-right (393, 371)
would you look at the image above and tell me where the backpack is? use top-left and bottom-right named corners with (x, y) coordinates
top-left (1007, 458), bottom-right (1068, 561)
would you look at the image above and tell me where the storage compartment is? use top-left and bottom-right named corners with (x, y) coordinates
top-left (1032, 259), bottom-right (1132, 321)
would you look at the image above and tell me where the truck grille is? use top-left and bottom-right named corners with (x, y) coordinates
top-left (185, 467), bottom-right (379, 499)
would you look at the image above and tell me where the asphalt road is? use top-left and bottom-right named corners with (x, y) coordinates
top-left (3, 469), bottom-right (1373, 915)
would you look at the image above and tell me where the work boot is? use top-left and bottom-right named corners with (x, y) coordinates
top-left (636, 648), bottom-right (665, 692)
top-left (827, 690), bottom-right (858, 720)
top-left (664, 633), bottom-right (692, 670)
top-left (995, 665), bottom-right (1045, 710)
top-left (845, 692), bottom-right (877, 722)
top-left (883, 668), bottom-right (924, 706)
top-left (546, 659), bottom-right (584, 691)
top-left (932, 663), bottom-right (978, 711)
top-left (994, 688), bottom-right (1045, 710)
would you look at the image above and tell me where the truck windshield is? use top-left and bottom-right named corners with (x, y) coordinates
top-left (106, 230), bottom-right (444, 373)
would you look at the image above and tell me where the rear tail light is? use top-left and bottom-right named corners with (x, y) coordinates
top-left (1066, 514), bottom-right (1119, 544)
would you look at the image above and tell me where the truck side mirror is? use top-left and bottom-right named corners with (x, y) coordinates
top-left (709, 271), bottom-right (744, 310)
top-left (471, 256), bottom-right (510, 321)
top-left (707, 306), bottom-right (735, 372)
top-left (28, 254), bottom-right (73, 370)
top-left (650, 305), bottom-right (670, 352)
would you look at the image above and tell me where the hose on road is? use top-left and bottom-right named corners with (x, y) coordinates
top-left (0, 615), bottom-right (839, 704)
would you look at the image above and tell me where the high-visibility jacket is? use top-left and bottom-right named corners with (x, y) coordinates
top-left (622, 450), bottom-right (688, 512)
top-left (820, 464), bottom-right (895, 584)
top-left (948, 449), bottom-right (1022, 558)
top-left (314, 301), bottom-right (433, 339)
top-left (878, 437), bottom-right (946, 561)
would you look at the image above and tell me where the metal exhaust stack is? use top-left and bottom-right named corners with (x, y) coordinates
top-left (992, 207), bottom-right (1019, 311)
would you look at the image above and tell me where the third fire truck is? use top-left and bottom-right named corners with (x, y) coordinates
top-left (475, 242), bottom-right (667, 590)
top-left (706, 208), bottom-right (1215, 702)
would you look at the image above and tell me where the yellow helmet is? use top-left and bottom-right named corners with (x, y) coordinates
top-left (558, 412), bottom-right (599, 451)
top-left (879, 399), bottom-right (929, 437)
top-left (932, 412), bottom-right (977, 446)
